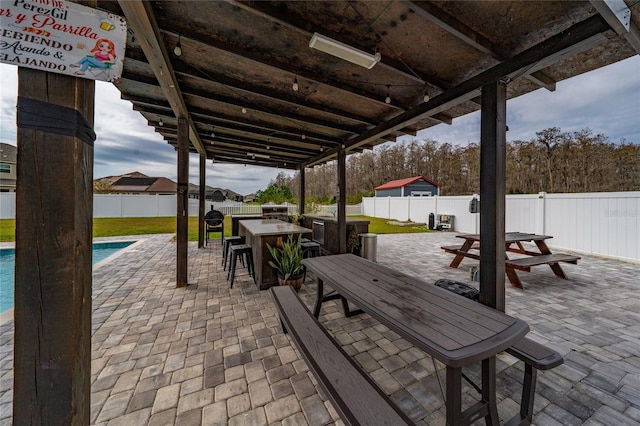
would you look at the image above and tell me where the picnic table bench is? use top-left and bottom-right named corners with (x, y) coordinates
top-left (271, 285), bottom-right (414, 425)
top-left (441, 233), bottom-right (581, 289)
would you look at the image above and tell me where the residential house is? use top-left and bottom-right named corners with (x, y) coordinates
top-left (0, 143), bottom-right (17, 192)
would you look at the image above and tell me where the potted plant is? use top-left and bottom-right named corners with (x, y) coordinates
top-left (287, 213), bottom-right (302, 225)
top-left (267, 234), bottom-right (305, 291)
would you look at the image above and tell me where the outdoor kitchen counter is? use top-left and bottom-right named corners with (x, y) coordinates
top-left (238, 219), bottom-right (311, 290)
top-left (301, 215), bottom-right (369, 255)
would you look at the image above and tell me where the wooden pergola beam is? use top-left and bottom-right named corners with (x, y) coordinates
top-left (148, 115), bottom-right (327, 155)
top-left (117, 0), bottom-right (205, 155)
top-left (125, 92), bottom-right (344, 146)
top-left (590, 0), bottom-right (640, 54)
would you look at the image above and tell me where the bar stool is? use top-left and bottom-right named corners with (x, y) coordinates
top-left (227, 244), bottom-right (256, 288)
top-left (301, 241), bottom-right (320, 282)
top-left (301, 241), bottom-right (321, 258)
top-left (223, 236), bottom-right (245, 269)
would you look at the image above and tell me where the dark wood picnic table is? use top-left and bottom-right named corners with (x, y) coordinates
top-left (303, 253), bottom-right (530, 425)
top-left (442, 232), bottom-right (580, 289)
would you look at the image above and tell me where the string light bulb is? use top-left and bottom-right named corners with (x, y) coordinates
top-left (241, 107), bottom-right (247, 114)
top-left (385, 85), bottom-right (391, 104)
top-left (174, 35), bottom-right (182, 56)
top-left (374, 46), bottom-right (381, 63)
top-left (210, 132), bottom-right (215, 138)
top-left (423, 89), bottom-right (430, 103)
top-left (301, 133), bottom-right (306, 140)
top-left (292, 76), bottom-right (299, 92)
top-left (159, 119), bottom-right (164, 127)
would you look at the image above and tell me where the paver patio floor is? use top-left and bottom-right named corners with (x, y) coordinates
top-left (1, 232), bottom-right (639, 425)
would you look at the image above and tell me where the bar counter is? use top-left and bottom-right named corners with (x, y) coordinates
top-left (238, 219), bottom-right (311, 290)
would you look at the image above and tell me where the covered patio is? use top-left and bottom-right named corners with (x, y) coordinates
top-left (2, 233), bottom-right (639, 424)
top-left (10, 0), bottom-right (640, 423)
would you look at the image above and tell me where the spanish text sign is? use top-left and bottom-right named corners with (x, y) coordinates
top-left (0, 0), bottom-right (127, 82)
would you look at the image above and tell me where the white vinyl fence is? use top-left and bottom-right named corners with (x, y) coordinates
top-left (1, 191), bottom-right (637, 262)
top-left (92, 195), bottom-right (299, 218)
top-left (0, 193), bottom-right (362, 219)
top-left (363, 192), bottom-right (640, 263)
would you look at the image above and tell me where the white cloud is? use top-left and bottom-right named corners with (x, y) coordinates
top-left (415, 56), bottom-right (640, 145)
top-left (0, 64), bottom-right (285, 195)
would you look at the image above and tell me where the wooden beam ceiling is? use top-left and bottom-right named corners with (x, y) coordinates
top-left (102, 0), bottom-right (635, 171)
top-left (303, 14), bottom-right (611, 167)
top-left (403, 0), bottom-right (558, 92)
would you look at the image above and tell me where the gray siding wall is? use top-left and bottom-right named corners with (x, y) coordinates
top-left (375, 188), bottom-right (402, 197)
top-left (404, 181), bottom-right (438, 196)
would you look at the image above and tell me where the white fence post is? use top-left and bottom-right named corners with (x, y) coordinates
top-left (536, 192), bottom-right (546, 235)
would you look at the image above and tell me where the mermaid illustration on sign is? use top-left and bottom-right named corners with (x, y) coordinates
top-left (71, 39), bottom-right (116, 75)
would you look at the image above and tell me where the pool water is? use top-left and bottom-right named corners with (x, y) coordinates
top-left (0, 241), bottom-right (134, 314)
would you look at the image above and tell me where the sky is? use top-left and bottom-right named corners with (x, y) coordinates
top-left (1, 56), bottom-right (639, 195)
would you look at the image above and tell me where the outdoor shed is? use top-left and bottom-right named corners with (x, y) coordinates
top-left (375, 176), bottom-right (440, 197)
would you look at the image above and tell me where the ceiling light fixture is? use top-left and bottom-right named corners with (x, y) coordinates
top-left (248, 153), bottom-right (270, 159)
top-left (385, 85), bottom-right (391, 104)
top-left (309, 32), bottom-right (380, 69)
top-left (292, 76), bottom-right (299, 92)
top-left (174, 35), bottom-right (182, 56)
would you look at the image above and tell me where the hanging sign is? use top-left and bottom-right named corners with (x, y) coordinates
top-left (0, 0), bottom-right (127, 82)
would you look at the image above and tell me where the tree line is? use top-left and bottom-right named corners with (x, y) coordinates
top-left (268, 127), bottom-right (638, 204)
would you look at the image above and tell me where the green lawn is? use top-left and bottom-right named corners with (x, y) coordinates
top-left (0, 215), bottom-right (428, 242)
top-left (0, 217), bottom-right (233, 243)
top-left (348, 216), bottom-right (430, 234)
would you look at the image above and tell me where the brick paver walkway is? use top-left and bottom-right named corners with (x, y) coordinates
top-left (1, 232), bottom-right (639, 425)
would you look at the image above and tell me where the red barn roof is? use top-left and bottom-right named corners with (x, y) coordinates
top-left (375, 176), bottom-right (440, 191)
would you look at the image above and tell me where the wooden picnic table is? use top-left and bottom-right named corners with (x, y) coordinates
top-left (303, 254), bottom-right (530, 425)
top-left (442, 232), bottom-right (580, 289)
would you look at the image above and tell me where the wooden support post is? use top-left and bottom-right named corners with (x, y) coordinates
top-left (177, 117), bottom-right (189, 287)
top-left (479, 81), bottom-right (507, 312)
top-left (198, 154), bottom-right (205, 248)
top-left (14, 67), bottom-right (94, 424)
top-left (337, 149), bottom-right (346, 254)
top-left (299, 166), bottom-right (306, 215)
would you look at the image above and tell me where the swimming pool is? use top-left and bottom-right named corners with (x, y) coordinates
top-left (0, 241), bottom-right (134, 314)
